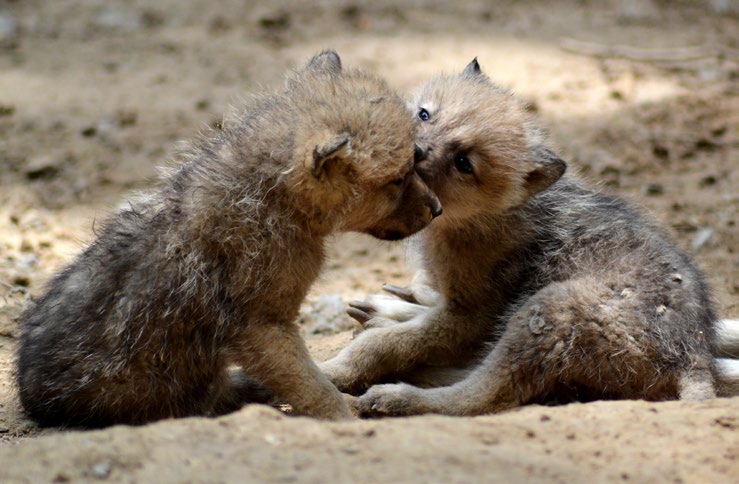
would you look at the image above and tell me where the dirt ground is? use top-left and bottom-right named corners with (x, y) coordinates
top-left (0, 0), bottom-right (737, 481)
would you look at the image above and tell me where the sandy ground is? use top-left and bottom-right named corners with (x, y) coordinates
top-left (0, 0), bottom-right (737, 481)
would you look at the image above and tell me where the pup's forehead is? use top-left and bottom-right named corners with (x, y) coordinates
top-left (416, 77), bottom-right (516, 118)
top-left (413, 77), bottom-right (474, 110)
top-left (354, 143), bottom-right (415, 187)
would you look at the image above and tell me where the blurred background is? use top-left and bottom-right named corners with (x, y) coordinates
top-left (0, 0), bottom-right (736, 340)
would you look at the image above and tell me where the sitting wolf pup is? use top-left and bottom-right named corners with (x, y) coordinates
top-left (320, 59), bottom-right (736, 416)
top-left (17, 51), bottom-right (442, 426)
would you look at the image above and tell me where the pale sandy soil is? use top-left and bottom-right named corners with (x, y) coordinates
top-left (0, 1), bottom-right (737, 481)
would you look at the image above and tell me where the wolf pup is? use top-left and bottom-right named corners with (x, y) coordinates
top-left (320, 59), bottom-right (737, 416)
top-left (17, 51), bottom-right (442, 426)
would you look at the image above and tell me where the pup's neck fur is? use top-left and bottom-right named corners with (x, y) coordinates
top-left (420, 176), bottom-right (574, 313)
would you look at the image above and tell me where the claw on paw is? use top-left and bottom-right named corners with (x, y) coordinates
top-left (349, 300), bottom-right (376, 314)
top-left (346, 306), bottom-right (372, 324)
top-left (357, 383), bottom-right (420, 417)
top-left (382, 284), bottom-right (418, 304)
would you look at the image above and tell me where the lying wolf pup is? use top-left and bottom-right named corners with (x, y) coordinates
top-left (17, 51), bottom-right (441, 426)
top-left (320, 59), bottom-right (738, 416)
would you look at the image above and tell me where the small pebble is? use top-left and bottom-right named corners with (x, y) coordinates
top-left (699, 175), bottom-right (717, 187)
top-left (259, 11), bottom-right (290, 30)
top-left (53, 473), bottom-right (70, 483)
top-left (641, 183), bottom-right (664, 196)
top-left (89, 462), bottom-right (112, 479)
top-left (24, 156), bottom-right (61, 180)
top-left (691, 227), bottom-right (713, 250)
top-left (651, 144), bottom-right (669, 159)
top-left (92, 9), bottom-right (142, 33)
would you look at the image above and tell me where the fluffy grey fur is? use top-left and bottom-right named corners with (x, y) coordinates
top-left (17, 51), bottom-right (440, 426)
top-left (321, 59), bottom-right (727, 416)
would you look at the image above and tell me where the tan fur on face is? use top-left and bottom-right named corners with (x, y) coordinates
top-left (286, 73), bottom-right (417, 207)
top-left (412, 75), bottom-right (540, 225)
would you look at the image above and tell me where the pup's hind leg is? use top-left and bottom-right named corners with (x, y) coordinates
top-left (321, 302), bottom-right (488, 395)
top-left (677, 366), bottom-right (715, 400)
top-left (356, 332), bottom-right (524, 417)
top-left (206, 367), bottom-right (276, 416)
top-left (358, 277), bottom-right (710, 417)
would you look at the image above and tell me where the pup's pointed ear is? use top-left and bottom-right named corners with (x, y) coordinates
top-left (305, 50), bottom-right (342, 75)
top-left (287, 50), bottom-right (342, 89)
top-left (309, 133), bottom-right (350, 178)
top-left (524, 147), bottom-right (567, 197)
top-left (461, 57), bottom-right (488, 81)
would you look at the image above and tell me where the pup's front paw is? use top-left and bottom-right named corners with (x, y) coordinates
top-left (347, 302), bottom-right (397, 335)
top-left (347, 296), bottom-right (427, 334)
top-left (357, 383), bottom-right (424, 417)
top-left (319, 359), bottom-right (367, 395)
top-left (383, 269), bottom-right (441, 307)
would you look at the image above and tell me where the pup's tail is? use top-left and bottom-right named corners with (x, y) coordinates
top-left (715, 319), bottom-right (739, 358)
top-left (715, 358), bottom-right (739, 397)
top-left (714, 319), bottom-right (739, 397)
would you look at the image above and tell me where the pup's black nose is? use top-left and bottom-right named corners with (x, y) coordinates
top-left (414, 144), bottom-right (427, 163)
top-left (429, 198), bottom-right (443, 219)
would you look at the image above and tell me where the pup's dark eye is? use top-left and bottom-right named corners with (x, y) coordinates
top-left (418, 108), bottom-right (430, 121)
top-left (391, 177), bottom-right (404, 186)
top-left (454, 155), bottom-right (473, 174)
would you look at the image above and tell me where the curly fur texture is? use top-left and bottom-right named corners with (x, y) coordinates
top-left (321, 59), bottom-right (723, 416)
top-left (17, 51), bottom-right (440, 426)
